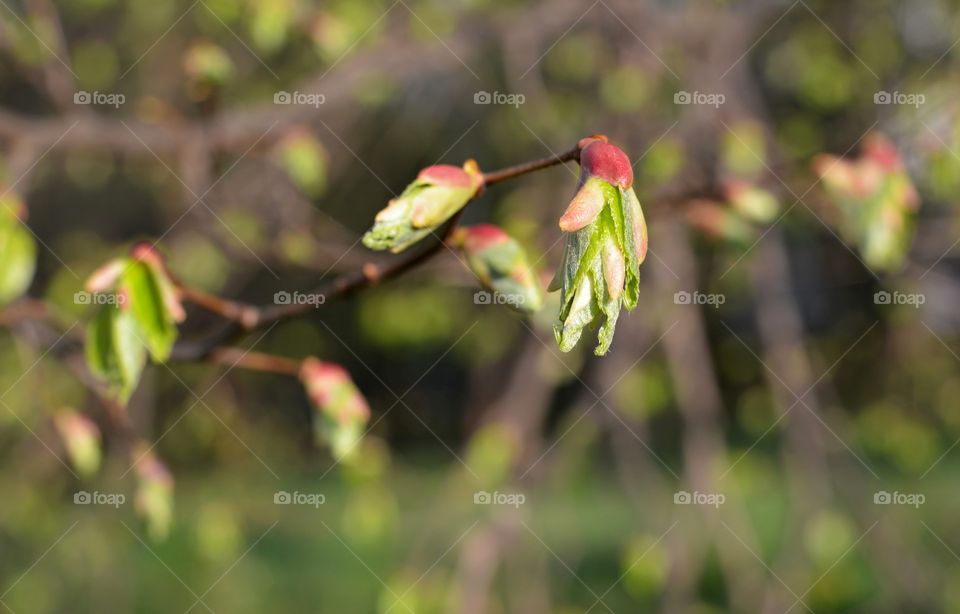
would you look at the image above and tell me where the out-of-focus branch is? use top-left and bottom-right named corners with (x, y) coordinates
top-left (650, 217), bottom-right (770, 613)
top-left (0, 0), bottom-right (599, 155)
top-left (206, 347), bottom-right (300, 376)
top-left (23, 0), bottom-right (75, 110)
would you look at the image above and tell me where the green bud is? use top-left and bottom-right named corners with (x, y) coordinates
top-left (363, 161), bottom-right (483, 253)
top-left (686, 199), bottom-right (759, 246)
top-left (133, 445), bottom-right (174, 541)
top-left (550, 140), bottom-right (647, 355)
top-left (453, 224), bottom-right (543, 313)
top-left (813, 133), bottom-right (918, 272)
top-left (53, 409), bottom-right (101, 479)
top-left (725, 180), bottom-right (779, 224)
top-left (300, 358), bottom-right (371, 460)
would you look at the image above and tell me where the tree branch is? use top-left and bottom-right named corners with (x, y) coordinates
top-left (171, 144), bottom-right (585, 360)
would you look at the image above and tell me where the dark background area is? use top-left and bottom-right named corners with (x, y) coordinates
top-left (1, 0), bottom-right (959, 612)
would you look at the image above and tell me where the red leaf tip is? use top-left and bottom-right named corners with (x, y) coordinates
top-left (580, 140), bottom-right (633, 188)
top-left (418, 163), bottom-right (482, 189)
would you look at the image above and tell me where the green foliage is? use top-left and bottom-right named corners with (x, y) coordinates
top-left (52, 409), bottom-right (102, 478)
top-left (455, 224), bottom-right (544, 313)
top-left (85, 302), bottom-right (146, 402)
top-left (274, 130), bottom-right (328, 198)
top-left (0, 197), bottom-right (36, 306)
top-left (814, 134), bottom-right (919, 271)
top-left (362, 162), bottom-right (483, 253)
top-left (119, 261), bottom-right (178, 361)
top-left (83, 252), bottom-right (183, 402)
top-left (551, 178), bottom-right (646, 355)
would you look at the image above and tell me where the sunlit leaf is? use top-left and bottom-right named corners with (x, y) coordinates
top-left (85, 303), bottom-right (146, 402)
top-left (0, 204), bottom-right (36, 306)
top-left (132, 444), bottom-right (174, 541)
top-left (52, 409), bottom-right (101, 478)
top-left (119, 261), bottom-right (178, 361)
top-left (274, 130), bottom-right (328, 198)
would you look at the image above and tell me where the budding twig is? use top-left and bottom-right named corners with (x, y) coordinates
top-left (172, 143), bottom-right (587, 360)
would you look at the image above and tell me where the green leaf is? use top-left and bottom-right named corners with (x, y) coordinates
top-left (85, 304), bottom-right (146, 402)
top-left (0, 214), bottom-right (36, 305)
top-left (277, 132), bottom-right (328, 197)
top-left (120, 261), bottom-right (178, 361)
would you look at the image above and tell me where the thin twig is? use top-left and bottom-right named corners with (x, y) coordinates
top-left (172, 144), bottom-right (586, 360)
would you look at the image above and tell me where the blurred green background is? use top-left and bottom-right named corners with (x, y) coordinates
top-left (2, 0), bottom-right (960, 612)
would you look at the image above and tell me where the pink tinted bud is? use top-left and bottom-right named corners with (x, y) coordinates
top-left (559, 180), bottom-right (605, 232)
top-left (723, 179), bottom-right (749, 202)
top-left (300, 358), bottom-right (346, 404)
top-left (460, 224), bottom-right (510, 252)
top-left (53, 409), bottom-right (101, 477)
top-left (129, 244), bottom-right (186, 323)
top-left (813, 155), bottom-right (857, 192)
top-left (300, 357), bottom-right (370, 424)
top-left (418, 164), bottom-right (479, 188)
top-left (135, 446), bottom-right (174, 488)
top-left (580, 141), bottom-right (633, 188)
top-left (130, 242), bottom-right (163, 267)
top-left (85, 259), bottom-right (126, 293)
top-left (862, 133), bottom-right (902, 172)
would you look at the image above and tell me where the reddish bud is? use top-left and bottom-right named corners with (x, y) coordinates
top-left (417, 163), bottom-right (483, 189)
top-left (862, 133), bottom-right (903, 172)
top-left (580, 140), bottom-right (633, 188)
top-left (456, 224), bottom-right (510, 252)
top-left (456, 224), bottom-right (543, 313)
top-left (132, 444), bottom-right (174, 541)
top-left (53, 409), bottom-right (101, 478)
top-left (300, 358), bottom-right (370, 425)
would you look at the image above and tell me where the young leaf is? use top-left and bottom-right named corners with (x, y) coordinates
top-left (453, 224), bottom-right (544, 313)
top-left (52, 409), bottom-right (101, 478)
top-left (132, 444), bottom-right (174, 541)
top-left (274, 129), bottom-right (328, 197)
top-left (550, 139), bottom-right (648, 355)
top-left (85, 303), bottom-right (146, 403)
top-left (362, 161), bottom-right (483, 253)
top-left (0, 203), bottom-right (36, 306)
top-left (300, 358), bottom-right (371, 460)
top-left (120, 261), bottom-right (178, 362)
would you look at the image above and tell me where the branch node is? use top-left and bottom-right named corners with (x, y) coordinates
top-left (362, 262), bottom-right (381, 284)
